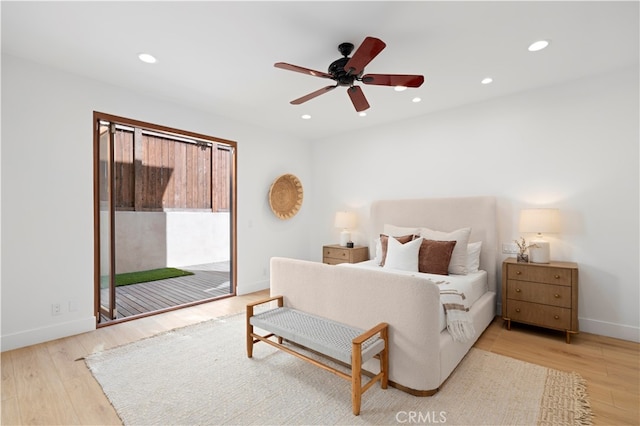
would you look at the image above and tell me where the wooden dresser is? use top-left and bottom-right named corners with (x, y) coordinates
top-left (502, 258), bottom-right (579, 343)
top-left (322, 244), bottom-right (369, 265)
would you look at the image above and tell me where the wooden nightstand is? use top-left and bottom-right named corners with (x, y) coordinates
top-left (322, 244), bottom-right (369, 265)
top-left (502, 258), bottom-right (579, 343)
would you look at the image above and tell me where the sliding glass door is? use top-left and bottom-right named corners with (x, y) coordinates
top-left (93, 112), bottom-right (237, 326)
top-left (95, 120), bottom-right (117, 320)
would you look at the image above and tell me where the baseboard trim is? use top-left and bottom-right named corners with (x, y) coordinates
top-left (579, 317), bottom-right (640, 343)
top-left (1, 316), bottom-right (96, 352)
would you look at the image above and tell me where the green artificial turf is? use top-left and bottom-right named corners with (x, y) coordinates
top-left (113, 267), bottom-right (194, 287)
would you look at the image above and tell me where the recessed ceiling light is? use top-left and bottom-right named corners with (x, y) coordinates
top-left (412, 97), bottom-right (422, 103)
top-left (359, 112), bottom-right (367, 117)
top-left (138, 53), bottom-right (157, 64)
top-left (481, 77), bottom-right (493, 85)
top-left (394, 86), bottom-right (407, 92)
top-left (301, 114), bottom-right (311, 120)
top-left (528, 40), bottom-right (550, 52)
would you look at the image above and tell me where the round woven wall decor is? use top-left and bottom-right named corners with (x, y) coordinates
top-left (268, 174), bottom-right (303, 220)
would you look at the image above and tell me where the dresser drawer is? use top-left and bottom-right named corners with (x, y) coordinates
top-left (508, 264), bottom-right (572, 286)
top-left (507, 280), bottom-right (572, 308)
top-left (506, 300), bottom-right (571, 330)
top-left (323, 247), bottom-right (350, 261)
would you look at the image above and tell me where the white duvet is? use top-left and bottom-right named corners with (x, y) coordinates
top-left (338, 260), bottom-right (488, 333)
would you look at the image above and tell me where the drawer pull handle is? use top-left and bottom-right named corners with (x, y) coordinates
top-left (554, 315), bottom-right (560, 320)
top-left (554, 274), bottom-right (560, 279)
top-left (515, 308), bottom-right (521, 313)
top-left (342, 253), bottom-right (346, 257)
top-left (516, 271), bottom-right (522, 275)
top-left (515, 288), bottom-right (521, 293)
top-left (554, 294), bottom-right (560, 298)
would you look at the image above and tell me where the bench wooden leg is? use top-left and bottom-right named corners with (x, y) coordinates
top-left (351, 345), bottom-right (362, 416)
top-left (380, 326), bottom-right (389, 389)
top-left (246, 306), bottom-right (254, 358)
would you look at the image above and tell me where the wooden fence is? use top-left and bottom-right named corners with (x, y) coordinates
top-left (103, 128), bottom-right (231, 212)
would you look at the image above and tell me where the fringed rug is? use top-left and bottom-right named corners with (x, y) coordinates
top-left (85, 313), bottom-right (592, 425)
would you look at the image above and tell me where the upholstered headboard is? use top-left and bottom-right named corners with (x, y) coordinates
top-left (369, 196), bottom-right (498, 293)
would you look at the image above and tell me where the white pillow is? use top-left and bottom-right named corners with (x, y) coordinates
top-left (467, 241), bottom-right (482, 273)
top-left (419, 227), bottom-right (471, 275)
top-left (383, 236), bottom-right (423, 271)
top-left (374, 237), bottom-right (383, 264)
top-left (383, 224), bottom-right (419, 237)
top-left (378, 225), bottom-right (419, 264)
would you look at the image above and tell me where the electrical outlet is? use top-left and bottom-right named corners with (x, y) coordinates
top-left (502, 243), bottom-right (518, 254)
top-left (52, 303), bottom-right (61, 316)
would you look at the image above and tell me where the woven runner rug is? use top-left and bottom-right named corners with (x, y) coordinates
top-left (85, 312), bottom-right (592, 425)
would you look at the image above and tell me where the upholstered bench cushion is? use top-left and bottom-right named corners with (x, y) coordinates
top-left (250, 307), bottom-right (385, 365)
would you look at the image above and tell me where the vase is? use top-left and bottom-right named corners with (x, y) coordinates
top-left (517, 253), bottom-right (529, 263)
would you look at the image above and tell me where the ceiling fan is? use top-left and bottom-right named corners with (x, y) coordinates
top-left (274, 36), bottom-right (424, 112)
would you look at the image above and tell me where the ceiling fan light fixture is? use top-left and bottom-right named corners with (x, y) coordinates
top-left (528, 40), bottom-right (550, 52)
top-left (359, 112), bottom-right (367, 117)
top-left (138, 53), bottom-right (157, 64)
top-left (301, 114), bottom-right (311, 120)
top-left (394, 86), bottom-right (408, 92)
top-left (412, 97), bottom-right (422, 103)
top-left (481, 77), bottom-right (493, 85)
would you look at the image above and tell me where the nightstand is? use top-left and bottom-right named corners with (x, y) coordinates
top-left (322, 244), bottom-right (369, 265)
top-left (502, 258), bottom-right (579, 343)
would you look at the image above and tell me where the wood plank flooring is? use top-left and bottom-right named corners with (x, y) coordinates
top-left (2, 289), bottom-right (638, 425)
top-left (101, 265), bottom-right (231, 321)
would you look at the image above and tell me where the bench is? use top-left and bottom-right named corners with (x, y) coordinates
top-left (246, 295), bottom-right (389, 415)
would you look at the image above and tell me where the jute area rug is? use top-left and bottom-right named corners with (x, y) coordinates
top-left (85, 312), bottom-right (592, 425)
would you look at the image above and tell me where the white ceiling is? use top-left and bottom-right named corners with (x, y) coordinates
top-left (2, 1), bottom-right (638, 140)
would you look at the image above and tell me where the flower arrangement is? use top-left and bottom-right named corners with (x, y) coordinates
top-left (514, 237), bottom-right (537, 262)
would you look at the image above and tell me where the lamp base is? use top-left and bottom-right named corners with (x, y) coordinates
top-left (339, 230), bottom-right (350, 247)
top-left (529, 240), bottom-right (550, 263)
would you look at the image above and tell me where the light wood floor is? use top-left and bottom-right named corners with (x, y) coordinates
top-left (2, 289), bottom-right (638, 425)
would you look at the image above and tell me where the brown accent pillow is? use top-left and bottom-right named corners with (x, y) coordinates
top-left (379, 234), bottom-right (415, 266)
top-left (418, 239), bottom-right (457, 275)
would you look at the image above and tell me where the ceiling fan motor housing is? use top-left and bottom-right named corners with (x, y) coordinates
top-left (328, 57), bottom-right (359, 86)
top-left (328, 42), bottom-right (359, 86)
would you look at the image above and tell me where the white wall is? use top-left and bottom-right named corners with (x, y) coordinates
top-left (309, 65), bottom-right (639, 342)
top-left (113, 212), bottom-right (167, 273)
top-left (1, 55), bottom-right (313, 350)
top-left (113, 211), bottom-right (231, 274)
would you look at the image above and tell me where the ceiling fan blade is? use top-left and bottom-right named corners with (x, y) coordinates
top-left (361, 74), bottom-right (425, 88)
top-left (274, 62), bottom-right (333, 79)
top-left (347, 86), bottom-right (370, 112)
top-left (344, 37), bottom-right (386, 76)
top-left (290, 85), bottom-right (337, 105)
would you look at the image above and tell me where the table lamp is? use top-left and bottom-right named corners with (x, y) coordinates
top-left (334, 211), bottom-right (356, 247)
top-left (519, 208), bottom-right (560, 263)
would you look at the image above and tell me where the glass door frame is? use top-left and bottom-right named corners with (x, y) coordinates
top-left (94, 119), bottom-right (117, 320)
top-left (92, 111), bottom-right (238, 327)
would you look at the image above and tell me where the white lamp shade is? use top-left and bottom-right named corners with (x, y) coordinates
top-left (519, 208), bottom-right (560, 234)
top-left (334, 211), bottom-right (356, 229)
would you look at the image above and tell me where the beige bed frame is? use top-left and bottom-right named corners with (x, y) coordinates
top-left (270, 196), bottom-right (498, 395)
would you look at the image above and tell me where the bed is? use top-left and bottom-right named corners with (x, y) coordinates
top-left (269, 196), bottom-right (497, 395)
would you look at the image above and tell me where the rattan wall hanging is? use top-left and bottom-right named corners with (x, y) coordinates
top-left (268, 174), bottom-right (303, 220)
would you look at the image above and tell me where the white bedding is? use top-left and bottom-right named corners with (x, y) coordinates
top-left (338, 260), bottom-right (488, 333)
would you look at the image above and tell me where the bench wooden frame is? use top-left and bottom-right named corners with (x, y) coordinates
top-left (246, 295), bottom-right (388, 416)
